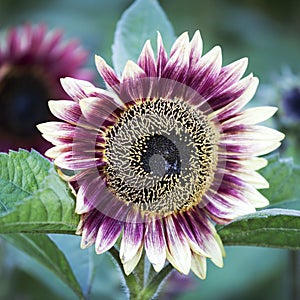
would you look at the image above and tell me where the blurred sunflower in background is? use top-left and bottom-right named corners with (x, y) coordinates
top-left (0, 23), bottom-right (93, 152)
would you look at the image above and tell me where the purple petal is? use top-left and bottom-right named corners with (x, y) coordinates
top-left (76, 173), bottom-right (113, 214)
top-left (80, 209), bottom-right (106, 248)
top-left (95, 215), bottom-right (123, 254)
top-left (79, 96), bottom-right (119, 128)
top-left (162, 32), bottom-right (190, 83)
top-left (209, 74), bottom-right (258, 118)
top-left (203, 57), bottom-right (248, 100)
top-left (175, 213), bottom-right (209, 257)
top-left (95, 55), bottom-right (120, 93)
top-left (156, 32), bottom-right (168, 77)
top-left (48, 100), bottom-right (83, 125)
top-left (53, 151), bottom-right (104, 170)
top-left (120, 208), bottom-right (145, 263)
top-left (60, 77), bottom-right (97, 102)
top-left (138, 40), bottom-right (157, 77)
top-left (120, 61), bottom-right (148, 102)
top-left (188, 46), bottom-right (222, 95)
top-left (189, 30), bottom-right (203, 66)
top-left (189, 208), bottom-right (224, 267)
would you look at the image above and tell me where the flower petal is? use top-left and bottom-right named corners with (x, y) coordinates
top-left (189, 46), bottom-right (222, 95)
top-left (120, 208), bottom-right (144, 264)
top-left (164, 216), bottom-right (191, 275)
top-left (95, 215), bottom-right (123, 254)
top-left (156, 32), bottom-right (168, 77)
top-left (144, 215), bottom-right (167, 272)
top-left (203, 57), bottom-right (248, 100)
top-left (209, 75), bottom-right (258, 119)
top-left (60, 77), bottom-right (97, 101)
top-left (80, 209), bottom-right (105, 249)
top-left (190, 209), bottom-right (224, 267)
top-left (123, 244), bottom-right (143, 275)
top-left (162, 32), bottom-right (190, 83)
top-left (191, 252), bottom-right (207, 279)
top-left (189, 30), bottom-right (203, 66)
top-left (138, 40), bottom-right (157, 77)
top-left (79, 96), bottom-right (119, 127)
top-left (222, 106), bottom-right (278, 127)
top-left (95, 55), bottom-right (120, 92)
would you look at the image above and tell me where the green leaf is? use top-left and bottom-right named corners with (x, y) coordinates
top-left (260, 155), bottom-right (300, 208)
top-left (2, 234), bottom-right (84, 300)
top-left (0, 150), bottom-right (79, 234)
top-left (217, 208), bottom-right (300, 250)
top-left (112, 0), bottom-right (175, 75)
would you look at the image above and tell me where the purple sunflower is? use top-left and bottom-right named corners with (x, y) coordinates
top-left (38, 31), bottom-right (284, 279)
top-left (0, 23), bottom-right (93, 152)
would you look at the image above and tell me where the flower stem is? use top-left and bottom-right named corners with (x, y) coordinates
top-left (109, 246), bottom-right (174, 300)
top-left (135, 263), bottom-right (174, 300)
top-left (108, 246), bottom-right (140, 298)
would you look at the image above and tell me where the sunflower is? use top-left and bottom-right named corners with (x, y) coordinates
top-left (0, 23), bottom-right (92, 152)
top-left (38, 31), bottom-right (284, 279)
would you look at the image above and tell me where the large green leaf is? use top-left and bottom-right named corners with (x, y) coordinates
top-left (112, 0), bottom-right (175, 75)
top-left (0, 150), bottom-right (78, 234)
top-left (217, 208), bottom-right (300, 250)
top-left (2, 234), bottom-right (84, 300)
top-left (260, 155), bottom-right (300, 209)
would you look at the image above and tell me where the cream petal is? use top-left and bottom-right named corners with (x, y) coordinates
top-left (243, 187), bottom-right (270, 208)
top-left (191, 252), bottom-right (207, 279)
top-left (222, 126), bottom-right (285, 143)
top-left (222, 106), bottom-right (278, 126)
top-left (235, 170), bottom-right (269, 189)
top-left (44, 144), bottom-right (71, 159)
top-left (123, 244), bottom-right (143, 276)
top-left (234, 157), bottom-right (268, 171)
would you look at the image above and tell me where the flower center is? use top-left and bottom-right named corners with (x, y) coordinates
top-left (104, 98), bottom-right (218, 215)
top-left (283, 87), bottom-right (300, 121)
top-left (0, 66), bottom-right (51, 137)
top-left (136, 134), bottom-right (181, 177)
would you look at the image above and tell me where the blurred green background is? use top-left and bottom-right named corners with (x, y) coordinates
top-left (0, 0), bottom-right (299, 299)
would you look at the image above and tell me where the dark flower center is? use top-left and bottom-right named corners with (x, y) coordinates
top-left (0, 67), bottom-right (50, 137)
top-left (138, 134), bottom-right (181, 176)
top-left (283, 87), bottom-right (300, 121)
top-left (104, 98), bottom-right (218, 214)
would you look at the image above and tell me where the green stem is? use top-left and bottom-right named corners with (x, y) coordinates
top-left (108, 246), bottom-right (140, 298)
top-left (108, 246), bottom-right (174, 300)
top-left (137, 263), bottom-right (174, 300)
